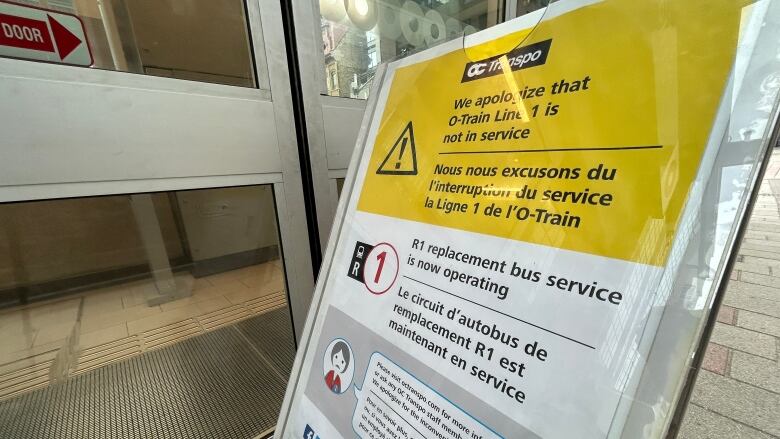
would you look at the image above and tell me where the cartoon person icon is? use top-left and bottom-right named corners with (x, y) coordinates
top-left (323, 338), bottom-right (354, 394)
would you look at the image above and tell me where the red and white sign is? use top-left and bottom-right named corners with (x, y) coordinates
top-left (362, 242), bottom-right (399, 294)
top-left (0, 1), bottom-right (92, 66)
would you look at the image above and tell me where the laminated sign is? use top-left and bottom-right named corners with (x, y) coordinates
top-left (277, 1), bottom-right (752, 438)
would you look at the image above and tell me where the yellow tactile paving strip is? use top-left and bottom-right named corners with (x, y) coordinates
top-left (0, 291), bottom-right (286, 400)
top-left (0, 261), bottom-right (288, 401)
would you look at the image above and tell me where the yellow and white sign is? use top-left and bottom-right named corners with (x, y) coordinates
top-left (277, 1), bottom-right (751, 438)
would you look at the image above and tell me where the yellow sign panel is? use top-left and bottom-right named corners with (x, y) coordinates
top-left (358, 0), bottom-right (745, 266)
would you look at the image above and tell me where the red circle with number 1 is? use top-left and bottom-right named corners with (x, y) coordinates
top-left (362, 242), bottom-right (399, 295)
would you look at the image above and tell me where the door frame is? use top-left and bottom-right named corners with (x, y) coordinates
top-left (0, 0), bottom-right (315, 340)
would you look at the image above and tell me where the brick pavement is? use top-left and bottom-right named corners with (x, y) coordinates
top-left (679, 151), bottom-right (780, 438)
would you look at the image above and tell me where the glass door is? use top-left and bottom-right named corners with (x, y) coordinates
top-left (0, 0), bottom-right (311, 437)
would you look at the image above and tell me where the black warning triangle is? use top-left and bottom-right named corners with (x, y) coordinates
top-left (376, 121), bottom-right (418, 175)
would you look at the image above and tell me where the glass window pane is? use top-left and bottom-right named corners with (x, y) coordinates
top-left (514, 0), bottom-right (551, 16)
top-left (321, 0), bottom-right (505, 99)
top-left (3, 0), bottom-right (256, 88)
top-left (0, 185), bottom-right (294, 437)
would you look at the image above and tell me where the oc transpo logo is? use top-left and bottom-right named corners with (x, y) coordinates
top-left (462, 38), bottom-right (552, 82)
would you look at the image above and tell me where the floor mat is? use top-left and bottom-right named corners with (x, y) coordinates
top-left (235, 308), bottom-right (297, 379)
top-left (0, 309), bottom-right (296, 439)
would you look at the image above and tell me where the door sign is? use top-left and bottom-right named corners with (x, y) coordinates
top-left (0, 1), bottom-right (92, 66)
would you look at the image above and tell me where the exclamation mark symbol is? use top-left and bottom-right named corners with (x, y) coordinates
top-left (395, 138), bottom-right (407, 169)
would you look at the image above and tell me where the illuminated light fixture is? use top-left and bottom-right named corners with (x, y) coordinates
top-left (320, 0), bottom-right (347, 21)
top-left (400, 1), bottom-right (424, 47)
top-left (345, 0), bottom-right (378, 30)
top-left (423, 10), bottom-right (446, 45)
top-left (355, 0), bottom-right (369, 16)
top-left (377, 0), bottom-right (402, 39)
top-left (445, 17), bottom-right (462, 39)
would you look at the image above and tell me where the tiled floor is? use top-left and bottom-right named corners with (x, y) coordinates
top-left (0, 260), bottom-right (287, 400)
top-left (679, 151), bottom-right (780, 438)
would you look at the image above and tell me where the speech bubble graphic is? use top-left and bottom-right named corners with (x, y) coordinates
top-left (353, 352), bottom-right (503, 439)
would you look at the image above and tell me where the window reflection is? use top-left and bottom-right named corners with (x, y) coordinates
top-left (6, 0), bottom-right (256, 88)
top-left (0, 186), bottom-right (294, 438)
top-left (514, 0), bottom-right (552, 16)
top-left (321, 0), bottom-right (505, 99)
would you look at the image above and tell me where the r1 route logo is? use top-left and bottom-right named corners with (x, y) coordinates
top-left (346, 241), bottom-right (399, 294)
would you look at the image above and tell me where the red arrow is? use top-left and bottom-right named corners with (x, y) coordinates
top-left (47, 14), bottom-right (80, 60)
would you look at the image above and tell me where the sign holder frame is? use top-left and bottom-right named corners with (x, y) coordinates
top-left (664, 2), bottom-right (780, 432)
top-left (618, 2), bottom-right (780, 434)
top-left (273, 1), bottom-right (780, 437)
top-left (667, 94), bottom-right (780, 438)
top-left (273, 62), bottom-right (390, 437)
